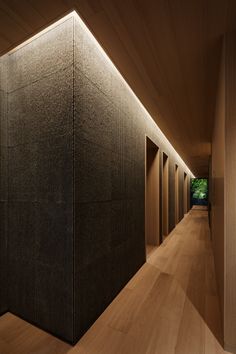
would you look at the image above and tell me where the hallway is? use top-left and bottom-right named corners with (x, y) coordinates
top-left (0, 208), bottom-right (230, 354)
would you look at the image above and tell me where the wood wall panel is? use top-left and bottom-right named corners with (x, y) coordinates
top-left (145, 138), bottom-right (160, 247)
top-left (183, 172), bottom-right (188, 214)
top-left (224, 31), bottom-right (236, 352)
top-left (211, 45), bottom-right (225, 324)
top-left (175, 165), bottom-right (179, 225)
top-left (162, 152), bottom-right (169, 237)
top-left (211, 30), bottom-right (236, 353)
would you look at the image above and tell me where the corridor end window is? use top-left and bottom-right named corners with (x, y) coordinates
top-left (191, 178), bottom-right (208, 206)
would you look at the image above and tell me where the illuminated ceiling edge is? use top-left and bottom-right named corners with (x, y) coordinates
top-left (3, 10), bottom-right (195, 178)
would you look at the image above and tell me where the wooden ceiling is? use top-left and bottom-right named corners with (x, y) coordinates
top-left (1, 0), bottom-right (236, 176)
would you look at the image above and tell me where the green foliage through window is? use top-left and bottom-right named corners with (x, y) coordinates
top-left (191, 179), bottom-right (208, 200)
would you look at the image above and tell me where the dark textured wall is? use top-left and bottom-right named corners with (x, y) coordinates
top-left (73, 15), bottom-right (193, 340)
top-left (4, 18), bottom-right (74, 342)
top-left (0, 13), bottom-right (193, 344)
top-left (0, 56), bottom-right (8, 315)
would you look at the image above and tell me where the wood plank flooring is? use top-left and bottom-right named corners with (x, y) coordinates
top-left (0, 207), bottom-right (231, 353)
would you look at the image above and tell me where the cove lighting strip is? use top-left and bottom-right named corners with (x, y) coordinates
top-left (6, 10), bottom-right (195, 178)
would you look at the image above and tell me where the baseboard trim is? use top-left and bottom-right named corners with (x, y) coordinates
top-left (224, 343), bottom-right (236, 353)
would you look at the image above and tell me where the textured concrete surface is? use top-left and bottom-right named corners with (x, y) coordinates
top-left (8, 67), bottom-right (73, 148)
top-left (2, 18), bottom-right (74, 342)
top-left (0, 201), bottom-right (7, 315)
top-left (73, 16), bottom-right (190, 341)
top-left (0, 57), bottom-right (8, 315)
top-left (0, 13), bottom-right (192, 344)
top-left (7, 18), bottom-right (73, 93)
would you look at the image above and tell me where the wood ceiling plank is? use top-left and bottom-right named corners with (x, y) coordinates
top-left (0, 34), bottom-right (11, 52)
top-left (27, 0), bottom-right (69, 22)
top-left (0, 8), bottom-right (28, 43)
top-left (0, 0), bottom-right (46, 32)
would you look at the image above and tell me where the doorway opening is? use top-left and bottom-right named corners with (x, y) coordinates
top-left (175, 164), bottom-right (179, 225)
top-left (145, 137), bottom-right (160, 256)
top-left (183, 172), bottom-right (188, 214)
top-left (162, 152), bottom-right (169, 239)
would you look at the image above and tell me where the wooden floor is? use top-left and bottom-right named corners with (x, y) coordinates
top-left (0, 207), bottom-right (231, 354)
